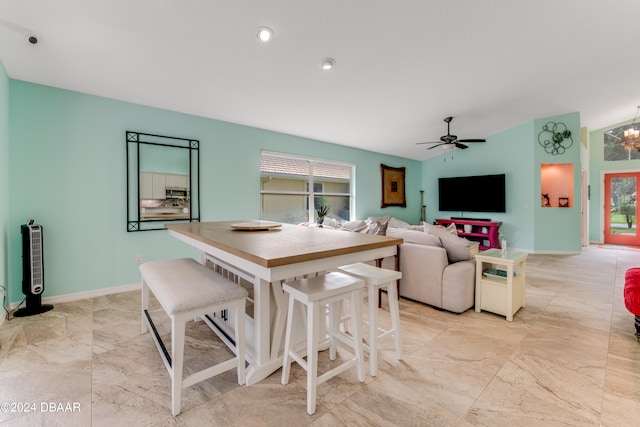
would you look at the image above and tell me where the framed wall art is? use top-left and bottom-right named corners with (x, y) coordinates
top-left (380, 164), bottom-right (406, 208)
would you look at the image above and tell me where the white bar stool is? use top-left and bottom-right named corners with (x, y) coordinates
top-left (281, 272), bottom-right (365, 415)
top-left (140, 258), bottom-right (248, 416)
top-left (338, 262), bottom-right (402, 376)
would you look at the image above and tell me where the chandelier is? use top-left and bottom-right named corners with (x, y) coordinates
top-left (621, 106), bottom-right (640, 151)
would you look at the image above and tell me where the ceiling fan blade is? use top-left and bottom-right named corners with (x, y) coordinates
top-left (427, 143), bottom-right (447, 150)
top-left (418, 116), bottom-right (484, 150)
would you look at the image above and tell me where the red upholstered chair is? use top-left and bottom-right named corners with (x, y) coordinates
top-left (623, 268), bottom-right (640, 342)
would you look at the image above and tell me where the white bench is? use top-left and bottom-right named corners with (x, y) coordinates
top-left (140, 258), bottom-right (248, 416)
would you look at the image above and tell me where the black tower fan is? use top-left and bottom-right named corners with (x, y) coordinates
top-left (15, 219), bottom-right (53, 317)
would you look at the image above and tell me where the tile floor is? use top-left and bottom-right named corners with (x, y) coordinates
top-left (0, 245), bottom-right (639, 426)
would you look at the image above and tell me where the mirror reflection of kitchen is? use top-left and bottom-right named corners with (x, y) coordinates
top-left (139, 143), bottom-right (190, 221)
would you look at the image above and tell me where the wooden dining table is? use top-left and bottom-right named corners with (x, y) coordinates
top-left (165, 221), bottom-right (403, 385)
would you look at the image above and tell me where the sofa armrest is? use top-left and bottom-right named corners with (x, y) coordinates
top-left (393, 242), bottom-right (448, 307)
top-left (441, 260), bottom-right (476, 313)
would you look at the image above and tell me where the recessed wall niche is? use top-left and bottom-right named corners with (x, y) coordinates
top-left (540, 163), bottom-right (574, 208)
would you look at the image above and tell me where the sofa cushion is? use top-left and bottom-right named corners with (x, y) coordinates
top-left (322, 218), bottom-right (342, 229)
top-left (340, 220), bottom-right (368, 232)
top-left (387, 227), bottom-right (442, 247)
top-left (423, 223), bottom-right (475, 262)
top-left (388, 217), bottom-right (411, 229)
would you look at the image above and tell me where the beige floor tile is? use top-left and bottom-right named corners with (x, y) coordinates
top-left (0, 245), bottom-right (638, 426)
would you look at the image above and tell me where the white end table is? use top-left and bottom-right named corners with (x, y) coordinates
top-left (474, 249), bottom-right (527, 321)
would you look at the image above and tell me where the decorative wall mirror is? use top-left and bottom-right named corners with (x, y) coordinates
top-left (126, 131), bottom-right (200, 231)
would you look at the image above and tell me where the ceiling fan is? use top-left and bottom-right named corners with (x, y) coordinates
top-left (417, 116), bottom-right (486, 150)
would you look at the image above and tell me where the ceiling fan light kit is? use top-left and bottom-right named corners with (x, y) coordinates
top-left (416, 116), bottom-right (486, 151)
top-left (256, 27), bottom-right (273, 43)
top-left (320, 58), bottom-right (335, 70)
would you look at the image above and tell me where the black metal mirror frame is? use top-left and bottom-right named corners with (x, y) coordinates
top-left (126, 131), bottom-right (200, 232)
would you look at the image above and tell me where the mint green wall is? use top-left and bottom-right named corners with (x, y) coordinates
top-left (422, 112), bottom-right (582, 253)
top-left (589, 120), bottom-right (640, 243)
top-left (7, 80), bottom-right (420, 302)
top-left (533, 112), bottom-right (582, 252)
top-left (422, 121), bottom-right (536, 250)
top-left (0, 60), bottom-right (9, 296)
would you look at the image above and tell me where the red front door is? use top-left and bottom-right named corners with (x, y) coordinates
top-left (604, 172), bottom-right (639, 245)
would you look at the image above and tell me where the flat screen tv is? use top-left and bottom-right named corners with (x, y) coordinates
top-left (438, 174), bottom-right (506, 213)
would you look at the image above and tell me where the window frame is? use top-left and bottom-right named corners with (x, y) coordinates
top-left (260, 150), bottom-right (356, 223)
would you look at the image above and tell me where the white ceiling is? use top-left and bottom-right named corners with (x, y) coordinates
top-left (1, 0), bottom-right (639, 161)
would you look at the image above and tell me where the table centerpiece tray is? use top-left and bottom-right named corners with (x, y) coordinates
top-left (230, 221), bottom-right (282, 231)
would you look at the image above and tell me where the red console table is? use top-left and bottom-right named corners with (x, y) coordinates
top-left (435, 219), bottom-right (502, 251)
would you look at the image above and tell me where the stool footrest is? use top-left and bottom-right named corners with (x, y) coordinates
top-left (287, 351), bottom-right (308, 371)
top-left (144, 309), bottom-right (172, 370)
top-left (377, 328), bottom-right (394, 339)
top-left (333, 330), bottom-right (357, 349)
top-left (182, 357), bottom-right (239, 388)
top-left (316, 358), bottom-right (359, 385)
top-left (202, 313), bottom-right (236, 348)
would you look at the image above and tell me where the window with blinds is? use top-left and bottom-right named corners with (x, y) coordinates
top-left (260, 151), bottom-right (354, 224)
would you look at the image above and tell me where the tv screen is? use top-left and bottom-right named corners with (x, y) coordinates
top-left (438, 174), bottom-right (506, 213)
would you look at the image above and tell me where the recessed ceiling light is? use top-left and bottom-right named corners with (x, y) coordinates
top-left (320, 58), bottom-right (335, 70)
top-left (257, 27), bottom-right (273, 43)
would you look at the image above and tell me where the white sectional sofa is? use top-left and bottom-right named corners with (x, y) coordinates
top-left (322, 217), bottom-right (477, 314)
top-left (382, 226), bottom-right (476, 313)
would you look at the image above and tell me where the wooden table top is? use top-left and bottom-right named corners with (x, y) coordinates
top-left (166, 221), bottom-right (403, 268)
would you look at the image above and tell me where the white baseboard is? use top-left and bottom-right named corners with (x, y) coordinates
top-left (0, 283), bottom-right (141, 329)
top-left (41, 282), bottom-right (141, 305)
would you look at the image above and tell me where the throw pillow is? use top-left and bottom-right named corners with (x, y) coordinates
top-left (446, 223), bottom-right (458, 235)
top-left (422, 223), bottom-right (451, 239)
top-left (423, 223), bottom-right (475, 262)
top-left (366, 220), bottom-right (389, 236)
top-left (386, 227), bottom-right (442, 247)
top-left (388, 217), bottom-right (411, 229)
top-left (322, 218), bottom-right (342, 229)
top-left (367, 215), bottom-right (391, 225)
top-left (340, 220), bottom-right (368, 233)
top-left (366, 215), bottom-right (391, 235)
